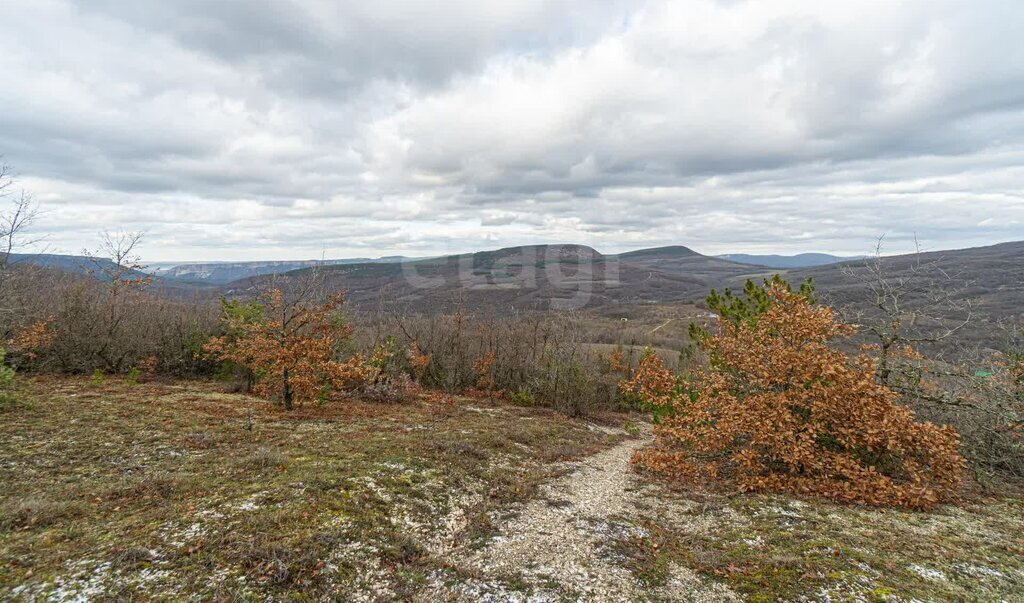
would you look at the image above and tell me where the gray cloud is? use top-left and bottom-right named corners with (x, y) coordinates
top-left (1, 0), bottom-right (1023, 261)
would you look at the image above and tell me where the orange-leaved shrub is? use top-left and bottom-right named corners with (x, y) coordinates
top-left (472, 351), bottom-right (497, 394)
top-left (407, 341), bottom-right (431, 383)
top-left (628, 278), bottom-right (966, 510)
top-left (203, 289), bottom-right (372, 410)
top-left (6, 318), bottom-right (55, 363)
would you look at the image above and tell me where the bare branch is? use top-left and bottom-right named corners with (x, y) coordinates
top-left (0, 165), bottom-right (40, 273)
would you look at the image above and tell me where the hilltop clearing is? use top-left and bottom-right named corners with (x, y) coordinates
top-left (1, 378), bottom-right (1021, 601)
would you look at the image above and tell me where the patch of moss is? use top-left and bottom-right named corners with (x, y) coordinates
top-left (621, 488), bottom-right (1024, 602)
top-left (0, 376), bottom-right (621, 600)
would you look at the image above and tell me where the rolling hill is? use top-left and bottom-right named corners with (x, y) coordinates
top-left (231, 244), bottom-right (765, 311)
top-left (783, 240), bottom-right (1024, 340)
top-left (615, 246), bottom-right (769, 280)
top-left (223, 239), bottom-right (1024, 357)
top-left (717, 252), bottom-right (866, 268)
top-left (13, 240), bottom-right (1023, 329)
top-left (150, 256), bottom-right (415, 284)
top-left (2, 253), bottom-right (222, 298)
top-left (5, 253), bottom-right (127, 277)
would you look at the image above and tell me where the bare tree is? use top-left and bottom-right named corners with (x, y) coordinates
top-left (842, 237), bottom-right (1022, 482)
top-left (0, 163), bottom-right (40, 335)
top-left (0, 163), bottom-right (38, 270)
top-left (842, 236), bottom-right (974, 384)
top-left (87, 230), bottom-right (149, 292)
top-left (84, 231), bottom-right (152, 371)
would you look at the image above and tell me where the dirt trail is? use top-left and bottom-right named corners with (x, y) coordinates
top-left (423, 431), bottom-right (740, 602)
top-left (647, 318), bottom-right (674, 335)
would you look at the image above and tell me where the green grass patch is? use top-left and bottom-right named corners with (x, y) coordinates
top-left (618, 487), bottom-right (1024, 602)
top-left (0, 376), bottom-right (622, 600)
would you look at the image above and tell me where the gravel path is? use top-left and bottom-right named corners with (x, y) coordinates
top-left (423, 430), bottom-right (740, 602)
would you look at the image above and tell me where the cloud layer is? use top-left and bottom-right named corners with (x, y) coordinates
top-left (2, 0), bottom-right (1023, 260)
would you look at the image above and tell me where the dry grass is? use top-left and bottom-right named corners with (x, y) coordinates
top-left (2, 376), bottom-right (1021, 601)
top-left (0, 376), bottom-right (623, 600)
top-left (614, 484), bottom-right (1024, 602)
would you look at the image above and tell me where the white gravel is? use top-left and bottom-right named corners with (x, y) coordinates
top-left (424, 430), bottom-right (740, 602)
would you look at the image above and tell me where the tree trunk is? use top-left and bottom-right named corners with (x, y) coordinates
top-left (878, 339), bottom-right (893, 385)
top-left (282, 367), bottom-right (293, 411)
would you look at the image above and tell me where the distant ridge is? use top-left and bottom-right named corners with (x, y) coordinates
top-left (11, 241), bottom-right (1023, 321)
top-left (5, 253), bottom-right (140, 279)
top-left (717, 253), bottom-right (866, 269)
top-left (617, 245), bottom-right (699, 259)
top-left (149, 256), bottom-right (415, 284)
top-left (231, 243), bottom-right (762, 311)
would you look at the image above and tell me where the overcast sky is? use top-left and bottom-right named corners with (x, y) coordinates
top-left (3, 0), bottom-right (1024, 261)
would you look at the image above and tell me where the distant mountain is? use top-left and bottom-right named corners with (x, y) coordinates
top-left (716, 253), bottom-right (866, 268)
top-left (733, 240), bottom-right (1021, 354)
top-left (2, 253), bottom-right (220, 297)
top-left (14, 240), bottom-right (1022, 330)
top-left (616, 246), bottom-right (766, 280)
top-left (231, 244), bottom-right (764, 311)
top-left (786, 240), bottom-right (1024, 318)
top-left (618, 245), bottom-right (701, 260)
top-left (5, 253), bottom-right (134, 278)
top-left (151, 256), bottom-right (414, 284)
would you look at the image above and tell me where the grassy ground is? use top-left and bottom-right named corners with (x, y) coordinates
top-left (2, 377), bottom-right (1022, 602)
top-left (609, 481), bottom-right (1024, 602)
top-left (0, 376), bottom-right (623, 601)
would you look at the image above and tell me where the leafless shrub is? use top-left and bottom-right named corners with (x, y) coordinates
top-left (185, 431), bottom-right (216, 450)
top-left (360, 306), bottom-right (629, 416)
top-left (839, 237), bottom-right (974, 373)
top-left (34, 274), bottom-right (218, 374)
top-left (357, 373), bottom-right (417, 404)
top-left (113, 546), bottom-right (156, 569)
top-left (0, 162), bottom-right (41, 339)
top-left (241, 448), bottom-right (289, 471)
top-left (7, 231), bottom-right (218, 375)
top-left (840, 238), bottom-right (1023, 484)
top-left (0, 497), bottom-right (85, 530)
